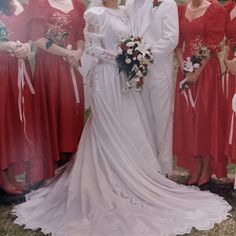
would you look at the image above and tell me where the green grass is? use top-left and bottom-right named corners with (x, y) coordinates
top-left (0, 205), bottom-right (49, 236)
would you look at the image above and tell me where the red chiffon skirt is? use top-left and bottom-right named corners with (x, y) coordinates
top-left (173, 56), bottom-right (228, 178)
top-left (30, 50), bottom-right (84, 183)
top-left (0, 54), bottom-right (35, 183)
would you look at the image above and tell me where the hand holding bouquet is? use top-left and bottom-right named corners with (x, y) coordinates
top-left (116, 36), bottom-right (153, 91)
top-left (180, 41), bottom-right (210, 91)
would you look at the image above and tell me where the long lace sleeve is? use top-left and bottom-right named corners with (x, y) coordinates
top-left (84, 8), bottom-right (116, 64)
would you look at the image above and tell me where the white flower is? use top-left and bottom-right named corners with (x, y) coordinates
top-left (137, 54), bottom-right (143, 61)
top-left (193, 63), bottom-right (200, 69)
top-left (126, 42), bottom-right (135, 47)
top-left (136, 70), bottom-right (143, 77)
top-left (135, 42), bottom-right (151, 58)
top-left (127, 79), bottom-right (136, 88)
top-left (132, 64), bottom-right (139, 72)
top-left (127, 49), bottom-right (133, 55)
top-left (183, 57), bottom-right (194, 73)
top-left (125, 58), bottom-right (132, 64)
top-left (140, 65), bottom-right (145, 70)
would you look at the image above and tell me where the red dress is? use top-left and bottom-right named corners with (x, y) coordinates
top-left (173, 3), bottom-right (228, 177)
top-left (26, 0), bottom-right (85, 181)
top-left (0, 7), bottom-right (34, 182)
top-left (224, 1), bottom-right (236, 163)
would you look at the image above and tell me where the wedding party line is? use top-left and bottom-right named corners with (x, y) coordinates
top-left (0, 0), bottom-right (236, 235)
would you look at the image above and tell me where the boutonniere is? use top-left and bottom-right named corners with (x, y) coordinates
top-left (153, 0), bottom-right (162, 8)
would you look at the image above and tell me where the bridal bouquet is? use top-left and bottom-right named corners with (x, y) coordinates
top-left (116, 36), bottom-right (153, 91)
top-left (180, 42), bottom-right (210, 91)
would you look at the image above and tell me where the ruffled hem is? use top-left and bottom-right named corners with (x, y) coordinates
top-left (13, 191), bottom-right (232, 236)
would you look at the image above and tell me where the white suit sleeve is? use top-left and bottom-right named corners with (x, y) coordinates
top-left (151, 0), bottom-right (179, 61)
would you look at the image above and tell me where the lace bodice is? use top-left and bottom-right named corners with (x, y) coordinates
top-left (84, 6), bottom-right (130, 63)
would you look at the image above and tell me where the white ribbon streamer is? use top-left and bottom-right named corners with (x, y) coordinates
top-left (17, 58), bottom-right (35, 141)
top-left (67, 45), bottom-right (80, 105)
top-left (225, 72), bottom-right (229, 99)
top-left (70, 66), bottom-right (80, 104)
top-left (234, 167), bottom-right (236, 190)
top-left (182, 88), bottom-right (198, 109)
top-left (229, 112), bottom-right (235, 145)
top-left (229, 93), bottom-right (236, 144)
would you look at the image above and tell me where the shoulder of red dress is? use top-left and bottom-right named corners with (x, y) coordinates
top-left (223, 0), bottom-right (235, 14)
top-left (206, 2), bottom-right (225, 17)
top-left (177, 4), bottom-right (187, 18)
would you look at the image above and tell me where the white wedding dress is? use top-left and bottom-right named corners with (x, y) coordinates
top-left (13, 6), bottom-right (231, 236)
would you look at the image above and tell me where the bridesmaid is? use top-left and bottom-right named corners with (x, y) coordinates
top-left (26, 0), bottom-right (85, 183)
top-left (224, 0), bottom-right (236, 164)
top-left (0, 0), bottom-right (34, 195)
top-left (173, 0), bottom-right (227, 188)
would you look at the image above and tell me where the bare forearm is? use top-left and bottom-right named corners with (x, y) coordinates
top-left (224, 45), bottom-right (230, 66)
top-left (193, 58), bottom-right (209, 80)
top-left (175, 47), bottom-right (184, 71)
top-left (34, 38), bottom-right (69, 57)
top-left (0, 41), bottom-right (15, 53)
top-left (77, 40), bottom-right (84, 51)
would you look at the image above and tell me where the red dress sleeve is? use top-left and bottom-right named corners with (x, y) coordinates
top-left (223, 0), bottom-right (235, 14)
top-left (206, 3), bottom-right (226, 52)
top-left (24, 0), bottom-right (48, 41)
top-left (223, 0), bottom-right (235, 44)
top-left (73, 0), bottom-right (86, 41)
top-left (177, 5), bottom-right (185, 48)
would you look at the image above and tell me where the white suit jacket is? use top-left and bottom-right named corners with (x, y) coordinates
top-left (125, 0), bottom-right (179, 175)
top-left (125, 0), bottom-right (179, 84)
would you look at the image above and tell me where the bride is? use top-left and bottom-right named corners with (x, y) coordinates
top-left (13, 0), bottom-right (231, 235)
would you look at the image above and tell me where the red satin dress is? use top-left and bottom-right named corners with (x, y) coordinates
top-left (224, 1), bottom-right (236, 163)
top-left (173, 3), bottom-right (228, 177)
top-left (26, 0), bottom-right (85, 182)
top-left (0, 7), bottom-right (34, 183)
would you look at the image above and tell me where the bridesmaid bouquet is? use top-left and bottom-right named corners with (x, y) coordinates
top-left (180, 44), bottom-right (210, 91)
top-left (45, 12), bottom-right (70, 49)
top-left (116, 36), bottom-right (154, 91)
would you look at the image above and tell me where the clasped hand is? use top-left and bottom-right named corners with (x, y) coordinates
top-left (9, 41), bottom-right (30, 59)
top-left (185, 69), bottom-right (201, 84)
top-left (66, 49), bottom-right (83, 69)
